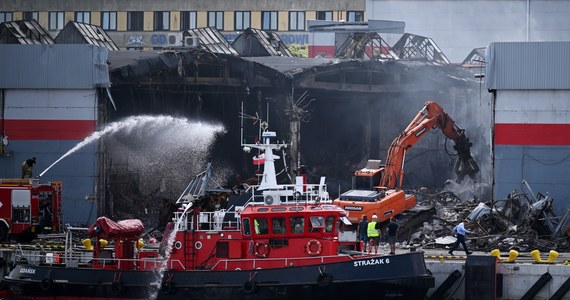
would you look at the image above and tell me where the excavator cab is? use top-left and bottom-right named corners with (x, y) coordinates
top-left (352, 160), bottom-right (383, 190)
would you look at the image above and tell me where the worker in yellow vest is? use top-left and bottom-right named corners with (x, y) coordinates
top-left (367, 214), bottom-right (381, 254)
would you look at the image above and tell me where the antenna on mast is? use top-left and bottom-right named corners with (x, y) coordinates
top-left (239, 103), bottom-right (260, 150)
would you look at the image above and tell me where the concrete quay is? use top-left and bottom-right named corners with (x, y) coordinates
top-left (421, 249), bottom-right (570, 300)
top-left (1, 245), bottom-right (568, 299)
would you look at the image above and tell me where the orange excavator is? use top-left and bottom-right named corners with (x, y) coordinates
top-left (334, 100), bottom-right (480, 223)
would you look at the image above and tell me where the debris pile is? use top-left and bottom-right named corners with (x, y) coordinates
top-left (401, 180), bottom-right (570, 252)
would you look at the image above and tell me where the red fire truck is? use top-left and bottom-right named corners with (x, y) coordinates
top-left (0, 178), bottom-right (62, 242)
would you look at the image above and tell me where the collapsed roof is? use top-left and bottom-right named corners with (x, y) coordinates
top-left (55, 21), bottom-right (119, 51)
top-left (0, 19), bottom-right (490, 226)
top-left (0, 19), bottom-right (54, 45)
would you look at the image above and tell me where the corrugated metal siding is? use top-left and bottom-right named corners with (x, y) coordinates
top-left (494, 145), bottom-right (570, 216)
top-left (495, 90), bottom-right (570, 125)
top-left (0, 44), bottom-right (110, 89)
top-left (3, 89), bottom-right (97, 140)
top-left (5, 90), bottom-right (97, 120)
top-left (486, 42), bottom-right (570, 90)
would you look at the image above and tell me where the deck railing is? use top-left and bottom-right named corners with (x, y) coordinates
top-left (173, 179), bottom-right (332, 232)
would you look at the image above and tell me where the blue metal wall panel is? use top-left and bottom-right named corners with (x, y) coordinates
top-left (0, 44), bottom-right (110, 89)
top-left (486, 42), bottom-right (570, 90)
top-left (0, 141), bottom-right (97, 226)
top-left (494, 145), bottom-right (570, 216)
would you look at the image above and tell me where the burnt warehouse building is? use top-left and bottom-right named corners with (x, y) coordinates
top-left (1, 23), bottom-right (490, 227)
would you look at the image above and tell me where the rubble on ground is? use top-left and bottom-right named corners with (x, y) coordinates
top-left (400, 180), bottom-right (570, 252)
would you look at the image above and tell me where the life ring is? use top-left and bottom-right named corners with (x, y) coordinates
top-left (242, 281), bottom-right (257, 294)
top-left (306, 240), bottom-right (322, 256)
top-left (40, 277), bottom-right (52, 291)
top-left (293, 191), bottom-right (302, 200)
top-left (254, 242), bottom-right (270, 258)
top-left (316, 273), bottom-right (333, 287)
top-left (109, 281), bottom-right (122, 296)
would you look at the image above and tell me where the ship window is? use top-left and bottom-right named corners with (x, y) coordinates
top-left (272, 217), bottom-right (286, 234)
top-left (257, 208), bottom-right (269, 212)
top-left (289, 207), bottom-right (304, 211)
top-left (254, 217), bottom-right (268, 234)
top-left (309, 216), bottom-right (324, 233)
top-left (340, 216), bottom-right (352, 225)
top-left (290, 217), bottom-right (304, 234)
top-left (242, 218), bottom-right (251, 236)
top-left (271, 207), bottom-right (286, 212)
top-left (325, 216), bottom-right (335, 232)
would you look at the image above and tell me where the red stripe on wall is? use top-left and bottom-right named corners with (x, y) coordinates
top-left (495, 123), bottom-right (570, 145)
top-left (308, 45), bottom-right (336, 58)
top-left (3, 120), bottom-right (96, 140)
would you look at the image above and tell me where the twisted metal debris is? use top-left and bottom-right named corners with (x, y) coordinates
top-left (400, 181), bottom-right (570, 252)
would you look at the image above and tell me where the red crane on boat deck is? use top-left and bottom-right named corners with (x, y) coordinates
top-left (333, 100), bottom-right (480, 224)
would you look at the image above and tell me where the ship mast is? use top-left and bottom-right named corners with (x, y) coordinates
top-left (241, 121), bottom-right (287, 191)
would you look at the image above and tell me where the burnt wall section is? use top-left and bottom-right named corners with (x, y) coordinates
top-left (294, 60), bottom-right (491, 198)
top-left (103, 49), bottom-right (492, 226)
top-left (104, 49), bottom-right (295, 223)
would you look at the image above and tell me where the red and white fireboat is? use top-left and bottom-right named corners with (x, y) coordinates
top-left (3, 121), bottom-right (434, 299)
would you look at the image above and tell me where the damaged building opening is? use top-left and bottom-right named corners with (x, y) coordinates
top-left (102, 40), bottom-right (494, 245)
top-left (2, 19), bottom-right (568, 252)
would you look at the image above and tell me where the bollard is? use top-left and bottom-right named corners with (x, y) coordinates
top-left (137, 238), bottom-right (145, 250)
top-left (490, 249), bottom-right (518, 263)
top-left (82, 239), bottom-right (93, 251)
top-left (546, 250), bottom-right (559, 263)
top-left (530, 249), bottom-right (558, 263)
top-left (505, 250), bottom-right (519, 263)
top-left (530, 249), bottom-right (542, 263)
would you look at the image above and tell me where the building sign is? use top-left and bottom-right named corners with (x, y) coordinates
top-left (223, 32), bottom-right (309, 45)
top-left (123, 31), bottom-right (309, 48)
top-left (127, 34), bottom-right (145, 47)
top-left (278, 34), bottom-right (309, 45)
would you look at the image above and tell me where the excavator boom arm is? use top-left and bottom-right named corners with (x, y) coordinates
top-left (379, 100), bottom-right (479, 189)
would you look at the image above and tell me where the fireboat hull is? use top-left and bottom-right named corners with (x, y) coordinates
top-left (4, 252), bottom-right (434, 299)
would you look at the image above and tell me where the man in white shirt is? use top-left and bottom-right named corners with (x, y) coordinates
top-left (448, 219), bottom-right (473, 256)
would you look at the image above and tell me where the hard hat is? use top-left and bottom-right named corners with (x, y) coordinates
top-left (372, 214), bottom-right (378, 219)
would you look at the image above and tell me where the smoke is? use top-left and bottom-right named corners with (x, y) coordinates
top-left (299, 60), bottom-right (493, 201)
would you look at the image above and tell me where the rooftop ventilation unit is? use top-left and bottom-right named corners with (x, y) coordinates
top-left (167, 33), bottom-right (182, 46)
top-left (184, 36), bottom-right (199, 47)
top-left (262, 191), bottom-right (282, 205)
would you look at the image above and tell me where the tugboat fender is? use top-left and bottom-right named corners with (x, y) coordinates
top-left (317, 273), bottom-right (333, 287)
top-left (254, 242), bottom-right (270, 258)
top-left (109, 281), bottom-right (122, 296)
top-left (306, 240), bottom-right (322, 256)
top-left (242, 281), bottom-right (257, 294)
top-left (40, 277), bottom-right (53, 291)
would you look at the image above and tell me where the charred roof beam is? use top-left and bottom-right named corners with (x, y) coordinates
top-left (391, 33), bottom-right (450, 64)
top-left (335, 32), bottom-right (398, 61)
